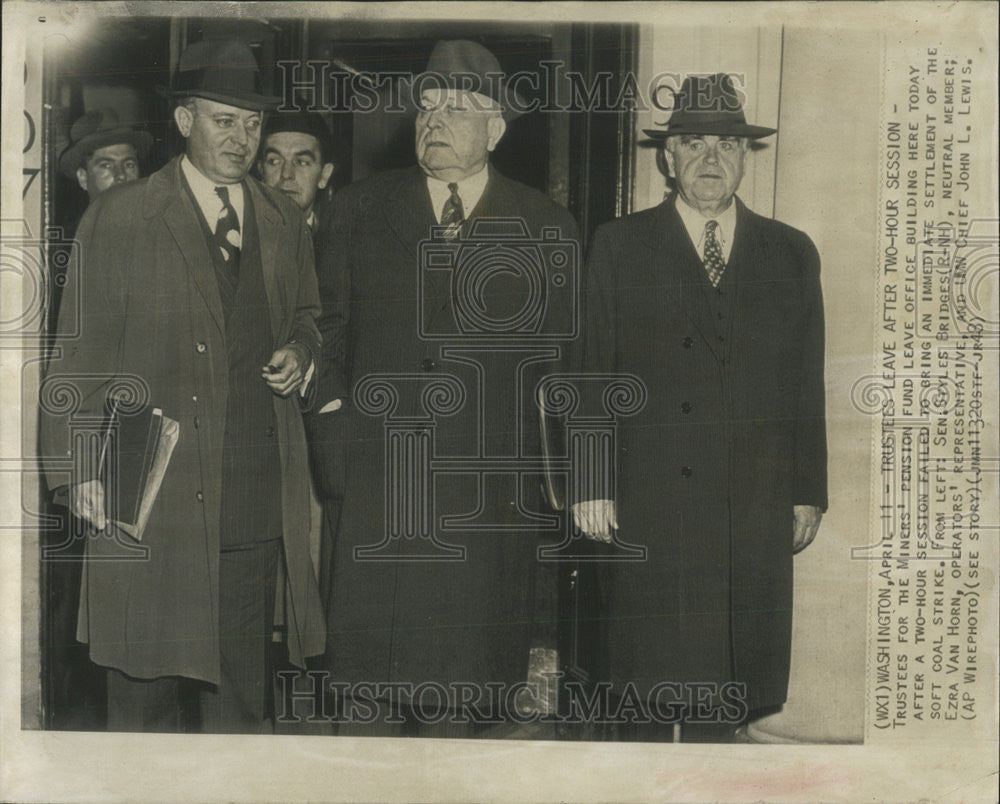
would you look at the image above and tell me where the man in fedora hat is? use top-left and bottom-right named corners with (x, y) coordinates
top-left (307, 39), bottom-right (579, 737)
top-left (571, 73), bottom-right (827, 742)
top-left (41, 39), bottom-right (324, 733)
top-left (59, 107), bottom-right (152, 203)
top-left (258, 109), bottom-right (337, 237)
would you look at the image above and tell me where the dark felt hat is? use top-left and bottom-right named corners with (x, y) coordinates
top-left (262, 109), bottom-right (335, 163)
top-left (58, 108), bottom-right (153, 178)
top-left (172, 39), bottom-right (281, 111)
top-left (410, 39), bottom-right (527, 121)
top-left (643, 73), bottom-right (776, 140)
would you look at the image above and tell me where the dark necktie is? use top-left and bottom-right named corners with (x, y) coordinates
top-left (214, 185), bottom-right (241, 272)
top-left (702, 219), bottom-right (726, 287)
top-left (440, 182), bottom-right (464, 241)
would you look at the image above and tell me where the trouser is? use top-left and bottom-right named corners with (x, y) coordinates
top-left (106, 539), bottom-right (281, 733)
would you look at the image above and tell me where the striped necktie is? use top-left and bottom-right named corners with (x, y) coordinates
top-left (440, 182), bottom-right (464, 241)
top-left (214, 185), bottom-right (241, 271)
top-left (702, 219), bottom-right (726, 287)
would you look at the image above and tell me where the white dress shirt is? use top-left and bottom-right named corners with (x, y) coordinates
top-left (673, 195), bottom-right (737, 264)
top-left (180, 155), bottom-right (244, 244)
top-left (425, 163), bottom-right (490, 223)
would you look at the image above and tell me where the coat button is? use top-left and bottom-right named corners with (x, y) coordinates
top-left (194, 415), bottom-right (200, 429)
top-left (420, 357), bottom-right (436, 372)
top-left (196, 491), bottom-right (204, 501)
top-left (681, 402), bottom-right (692, 414)
top-left (266, 426), bottom-right (275, 438)
top-left (196, 342), bottom-right (207, 354)
top-left (192, 395), bottom-right (198, 402)
top-left (681, 466), bottom-right (693, 478)
top-left (682, 337), bottom-right (693, 348)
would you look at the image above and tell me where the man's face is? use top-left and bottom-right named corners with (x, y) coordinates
top-left (415, 88), bottom-right (506, 181)
top-left (174, 97), bottom-right (262, 184)
top-left (76, 143), bottom-right (139, 200)
top-left (664, 134), bottom-right (748, 215)
top-left (259, 131), bottom-right (334, 216)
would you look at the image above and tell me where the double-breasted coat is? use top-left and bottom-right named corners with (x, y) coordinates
top-left (40, 157), bottom-right (326, 685)
top-left (309, 166), bottom-right (580, 701)
top-left (575, 196), bottom-right (827, 711)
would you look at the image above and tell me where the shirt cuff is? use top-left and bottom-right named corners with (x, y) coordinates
top-left (299, 360), bottom-right (315, 398)
top-left (318, 398), bottom-right (342, 414)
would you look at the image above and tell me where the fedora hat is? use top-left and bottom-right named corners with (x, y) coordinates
top-left (643, 73), bottom-right (776, 140)
top-left (410, 39), bottom-right (526, 121)
top-left (172, 39), bottom-right (281, 111)
top-left (59, 108), bottom-right (153, 178)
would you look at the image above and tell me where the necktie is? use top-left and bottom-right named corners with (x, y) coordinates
top-left (440, 182), bottom-right (464, 240)
top-left (702, 219), bottom-right (726, 287)
top-left (214, 186), bottom-right (241, 271)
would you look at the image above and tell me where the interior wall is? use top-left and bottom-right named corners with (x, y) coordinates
top-left (634, 24), bottom-right (874, 742)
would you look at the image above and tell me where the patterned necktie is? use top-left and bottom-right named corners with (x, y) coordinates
top-left (440, 182), bottom-right (465, 240)
top-left (702, 219), bottom-right (726, 287)
top-left (214, 186), bottom-right (241, 271)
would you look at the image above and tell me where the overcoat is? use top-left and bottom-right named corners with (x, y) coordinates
top-left (575, 196), bottom-right (827, 711)
top-left (309, 166), bottom-right (580, 700)
top-left (40, 157), bottom-right (326, 685)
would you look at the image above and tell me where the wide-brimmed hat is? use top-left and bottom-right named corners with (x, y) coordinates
top-left (58, 108), bottom-right (153, 178)
top-left (172, 39), bottom-right (281, 111)
top-left (409, 39), bottom-right (526, 121)
top-left (643, 73), bottom-right (776, 140)
top-left (262, 109), bottom-right (335, 164)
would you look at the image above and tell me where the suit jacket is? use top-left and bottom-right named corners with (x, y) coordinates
top-left (40, 156), bottom-right (325, 684)
top-left (576, 195), bottom-right (827, 711)
top-left (308, 165), bottom-right (580, 697)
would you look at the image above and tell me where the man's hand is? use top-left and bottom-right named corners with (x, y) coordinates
top-left (793, 504), bottom-right (822, 553)
top-left (570, 499), bottom-right (618, 543)
top-left (262, 343), bottom-right (310, 397)
top-left (71, 478), bottom-right (107, 530)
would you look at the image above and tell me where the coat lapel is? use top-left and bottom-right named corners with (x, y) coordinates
top-left (150, 159), bottom-right (226, 337)
top-left (382, 167), bottom-right (437, 258)
top-left (641, 198), bottom-right (724, 361)
top-left (249, 180), bottom-right (286, 343)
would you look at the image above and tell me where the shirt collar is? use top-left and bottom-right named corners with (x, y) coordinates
top-left (180, 154), bottom-right (245, 234)
top-left (673, 194), bottom-right (738, 263)
top-left (425, 163), bottom-right (490, 223)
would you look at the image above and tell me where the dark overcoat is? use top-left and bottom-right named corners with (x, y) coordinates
top-left (40, 157), bottom-right (326, 684)
top-left (575, 196), bottom-right (827, 711)
top-left (310, 166), bottom-right (580, 700)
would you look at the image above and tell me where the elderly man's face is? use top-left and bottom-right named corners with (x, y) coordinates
top-left (415, 88), bottom-right (506, 182)
top-left (664, 134), bottom-right (748, 216)
top-left (259, 131), bottom-right (334, 216)
top-left (76, 143), bottom-right (139, 201)
top-left (174, 97), bottom-right (262, 184)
